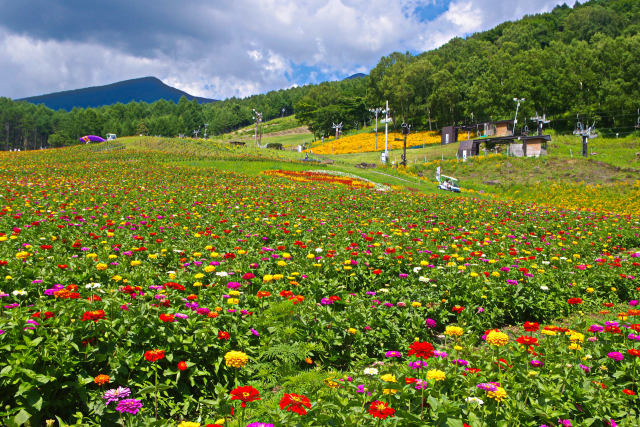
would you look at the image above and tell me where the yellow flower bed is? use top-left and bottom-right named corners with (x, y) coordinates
top-left (308, 131), bottom-right (441, 155)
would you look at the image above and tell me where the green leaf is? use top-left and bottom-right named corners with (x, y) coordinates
top-left (13, 409), bottom-right (31, 426)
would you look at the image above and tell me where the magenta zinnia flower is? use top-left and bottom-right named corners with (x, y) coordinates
top-left (607, 352), bottom-right (624, 361)
top-left (115, 398), bottom-right (143, 414)
top-left (103, 387), bottom-right (131, 405)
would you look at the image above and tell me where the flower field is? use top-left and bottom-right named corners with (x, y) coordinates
top-left (308, 131), bottom-right (441, 155)
top-left (0, 144), bottom-right (639, 426)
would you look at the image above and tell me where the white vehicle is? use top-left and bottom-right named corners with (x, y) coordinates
top-left (436, 167), bottom-right (460, 193)
top-left (106, 133), bottom-right (117, 141)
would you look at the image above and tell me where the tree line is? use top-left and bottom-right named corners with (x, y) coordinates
top-left (1, 0), bottom-right (639, 150)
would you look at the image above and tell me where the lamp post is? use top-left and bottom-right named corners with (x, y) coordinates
top-left (369, 107), bottom-right (382, 151)
top-left (252, 109), bottom-right (262, 147)
top-left (401, 122), bottom-right (411, 166)
top-left (513, 98), bottom-right (525, 134)
top-left (381, 100), bottom-right (390, 163)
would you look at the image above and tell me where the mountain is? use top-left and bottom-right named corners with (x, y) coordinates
top-left (18, 77), bottom-right (216, 111)
top-left (344, 73), bottom-right (366, 80)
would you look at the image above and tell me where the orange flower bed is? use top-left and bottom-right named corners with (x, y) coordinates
top-left (264, 170), bottom-right (374, 188)
top-left (308, 131), bottom-right (441, 155)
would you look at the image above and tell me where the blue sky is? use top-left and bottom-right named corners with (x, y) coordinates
top-left (0, 0), bottom-right (575, 100)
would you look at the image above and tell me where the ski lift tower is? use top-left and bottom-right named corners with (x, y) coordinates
top-left (573, 116), bottom-right (597, 157)
top-left (332, 122), bottom-right (343, 140)
top-left (636, 109), bottom-right (640, 130)
top-left (530, 113), bottom-right (550, 136)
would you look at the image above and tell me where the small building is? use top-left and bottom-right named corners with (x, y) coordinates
top-left (441, 126), bottom-right (457, 145)
top-left (494, 120), bottom-right (514, 137)
top-left (459, 134), bottom-right (550, 158)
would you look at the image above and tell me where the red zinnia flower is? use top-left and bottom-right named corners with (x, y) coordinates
top-left (159, 313), bottom-right (175, 323)
top-left (622, 389), bottom-right (636, 395)
top-left (408, 341), bottom-right (435, 359)
top-left (368, 401), bottom-right (395, 419)
top-left (218, 331), bottom-right (230, 340)
top-left (57, 264), bottom-right (68, 269)
top-left (279, 393), bottom-right (311, 415)
top-left (257, 291), bottom-right (271, 298)
top-left (81, 310), bottom-right (106, 322)
top-left (177, 361), bottom-right (187, 371)
top-left (628, 349), bottom-right (640, 358)
top-left (523, 321), bottom-right (539, 332)
top-left (516, 335), bottom-right (539, 346)
top-left (230, 385), bottom-right (261, 408)
top-left (568, 298), bottom-right (583, 305)
top-left (144, 349), bottom-right (165, 362)
top-left (452, 305), bottom-right (465, 313)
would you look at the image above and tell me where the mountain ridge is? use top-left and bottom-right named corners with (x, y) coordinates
top-left (17, 76), bottom-right (217, 111)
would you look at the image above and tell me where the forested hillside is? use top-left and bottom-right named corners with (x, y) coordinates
top-left (2, 0), bottom-right (638, 150)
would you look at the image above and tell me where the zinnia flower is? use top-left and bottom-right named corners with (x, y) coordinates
top-left (94, 374), bottom-right (110, 386)
top-left (144, 349), bottom-right (165, 362)
top-left (230, 385), bottom-right (261, 408)
top-left (486, 331), bottom-right (509, 347)
top-left (115, 398), bottom-right (143, 414)
top-left (368, 401), bottom-right (395, 419)
top-left (224, 350), bottom-right (249, 368)
top-left (426, 369), bottom-right (446, 381)
top-left (408, 341), bottom-right (435, 359)
top-left (279, 393), bottom-right (311, 415)
top-left (445, 326), bottom-right (464, 336)
top-left (607, 352), bottom-right (624, 361)
top-left (103, 387), bottom-right (131, 404)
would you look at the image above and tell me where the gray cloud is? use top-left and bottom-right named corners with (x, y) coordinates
top-left (0, 0), bottom-right (575, 100)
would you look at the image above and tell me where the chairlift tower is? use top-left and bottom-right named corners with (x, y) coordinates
top-left (193, 128), bottom-right (200, 138)
top-left (332, 122), bottom-right (343, 140)
top-left (573, 117), bottom-right (597, 157)
top-left (530, 112), bottom-right (550, 136)
top-left (203, 123), bottom-right (209, 139)
top-left (636, 109), bottom-right (640, 130)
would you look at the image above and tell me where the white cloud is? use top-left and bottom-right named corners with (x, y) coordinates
top-left (0, 0), bottom-right (576, 100)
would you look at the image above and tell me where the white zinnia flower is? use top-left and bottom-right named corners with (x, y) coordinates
top-left (12, 289), bottom-right (27, 296)
top-left (363, 367), bottom-right (379, 375)
top-left (465, 397), bottom-right (484, 405)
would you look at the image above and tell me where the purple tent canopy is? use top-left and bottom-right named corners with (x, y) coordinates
top-left (79, 135), bottom-right (106, 143)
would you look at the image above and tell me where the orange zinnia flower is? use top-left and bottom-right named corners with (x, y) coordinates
top-left (94, 374), bottom-right (110, 385)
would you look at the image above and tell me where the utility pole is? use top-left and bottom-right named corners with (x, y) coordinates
top-left (513, 98), bottom-right (525, 135)
top-left (368, 107), bottom-right (382, 151)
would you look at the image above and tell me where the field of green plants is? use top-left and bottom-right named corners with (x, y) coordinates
top-left (0, 139), bottom-right (639, 426)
